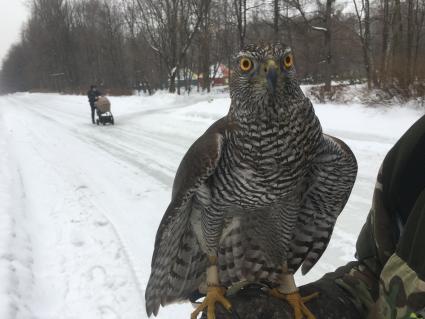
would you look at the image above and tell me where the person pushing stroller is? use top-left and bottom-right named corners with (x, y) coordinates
top-left (87, 85), bottom-right (102, 124)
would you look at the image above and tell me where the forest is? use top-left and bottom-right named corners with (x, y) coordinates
top-left (1, 0), bottom-right (425, 99)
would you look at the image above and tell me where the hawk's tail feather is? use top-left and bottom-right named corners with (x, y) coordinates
top-left (218, 222), bottom-right (281, 286)
top-left (301, 221), bottom-right (334, 275)
top-left (145, 225), bottom-right (207, 316)
top-left (219, 229), bottom-right (241, 283)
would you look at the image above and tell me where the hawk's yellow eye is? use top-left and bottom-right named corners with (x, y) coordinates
top-left (240, 58), bottom-right (253, 72)
top-left (283, 54), bottom-right (293, 69)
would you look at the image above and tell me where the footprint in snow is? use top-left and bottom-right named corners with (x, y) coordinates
top-left (70, 229), bottom-right (86, 247)
top-left (94, 218), bottom-right (109, 227)
top-left (99, 305), bottom-right (120, 319)
top-left (75, 185), bottom-right (88, 191)
top-left (88, 265), bottom-right (107, 286)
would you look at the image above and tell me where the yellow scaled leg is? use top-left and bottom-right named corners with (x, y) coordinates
top-left (191, 256), bottom-right (233, 319)
top-left (270, 263), bottom-right (319, 319)
top-left (270, 288), bottom-right (319, 319)
top-left (191, 286), bottom-right (232, 319)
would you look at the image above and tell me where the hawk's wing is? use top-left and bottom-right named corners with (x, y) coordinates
top-left (145, 117), bottom-right (234, 316)
top-left (288, 134), bottom-right (357, 275)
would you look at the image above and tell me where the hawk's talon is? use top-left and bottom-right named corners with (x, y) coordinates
top-left (270, 288), bottom-right (318, 319)
top-left (191, 286), bottom-right (233, 319)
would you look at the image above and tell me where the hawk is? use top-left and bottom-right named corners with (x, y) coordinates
top-left (145, 43), bottom-right (357, 319)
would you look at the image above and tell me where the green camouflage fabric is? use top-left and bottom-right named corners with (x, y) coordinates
top-left (335, 115), bottom-right (425, 319)
top-left (370, 254), bottom-right (425, 318)
top-left (334, 262), bottom-right (378, 317)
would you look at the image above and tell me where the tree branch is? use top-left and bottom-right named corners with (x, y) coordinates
top-left (288, 0), bottom-right (328, 33)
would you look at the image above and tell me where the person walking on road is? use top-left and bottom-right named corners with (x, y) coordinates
top-left (87, 85), bottom-right (102, 124)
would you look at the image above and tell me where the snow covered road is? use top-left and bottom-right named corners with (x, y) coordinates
top-left (0, 91), bottom-right (423, 319)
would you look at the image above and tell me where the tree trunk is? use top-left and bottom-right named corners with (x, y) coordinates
top-left (391, 0), bottom-right (403, 89)
top-left (323, 0), bottom-right (334, 92)
top-left (380, 0), bottom-right (390, 87)
top-left (168, 0), bottom-right (178, 93)
top-left (413, 1), bottom-right (425, 79)
top-left (364, 0), bottom-right (374, 88)
top-left (169, 70), bottom-right (177, 93)
top-left (201, 0), bottom-right (211, 92)
top-left (234, 0), bottom-right (247, 49)
top-left (406, 0), bottom-right (414, 87)
top-left (177, 66), bottom-right (181, 95)
top-left (273, 0), bottom-right (279, 41)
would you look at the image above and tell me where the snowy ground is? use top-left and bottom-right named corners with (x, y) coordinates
top-left (0, 90), bottom-right (423, 319)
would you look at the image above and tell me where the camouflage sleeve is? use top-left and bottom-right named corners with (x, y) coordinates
top-left (370, 114), bottom-right (425, 319)
top-left (336, 115), bottom-right (425, 318)
top-left (370, 189), bottom-right (425, 318)
top-left (371, 254), bottom-right (425, 318)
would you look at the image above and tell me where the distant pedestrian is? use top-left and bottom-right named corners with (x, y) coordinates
top-left (87, 85), bottom-right (102, 124)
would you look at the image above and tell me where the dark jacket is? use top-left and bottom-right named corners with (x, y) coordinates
top-left (87, 88), bottom-right (102, 104)
top-left (336, 114), bottom-right (425, 318)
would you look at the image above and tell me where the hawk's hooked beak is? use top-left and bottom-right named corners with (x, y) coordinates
top-left (265, 60), bottom-right (278, 94)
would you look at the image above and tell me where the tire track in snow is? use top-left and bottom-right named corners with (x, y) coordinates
top-left (0, 110), bottom-right (34, 319)
top-left (13, 99), bottom-right (187, 186)
top-left (3, 95), bottom-right (206, 318)
top-left (1, 102), bottom-right (146, 318)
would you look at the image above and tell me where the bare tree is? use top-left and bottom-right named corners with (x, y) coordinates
top-left (233, 0), bottom-right (247, 49)
top-left (273, 0), bottom-right (279, 41)
top-left (135, 0), bottom-right (210, 93)
top-left (353, 0), bottom-right (374, 89)
top-left (290, 0), bottom-right (335, 91)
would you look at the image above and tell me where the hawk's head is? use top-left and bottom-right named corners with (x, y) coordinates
top-left (229, 43), bottom-right (300, 116)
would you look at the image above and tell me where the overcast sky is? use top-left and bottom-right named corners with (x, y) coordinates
top-left (0, 0), bottom-right (29, 66)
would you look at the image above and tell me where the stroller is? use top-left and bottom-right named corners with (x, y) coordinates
top-left (95, 96), bottom-right (114, 125)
